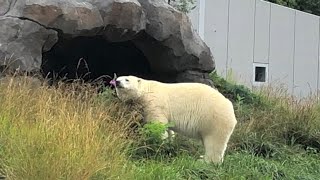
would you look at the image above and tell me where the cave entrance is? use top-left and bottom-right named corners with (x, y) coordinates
top-left (41, 36), bottom-right (152, 86)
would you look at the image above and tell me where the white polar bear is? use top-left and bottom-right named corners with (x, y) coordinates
top-left (113, 75), bottom-right (237, 164)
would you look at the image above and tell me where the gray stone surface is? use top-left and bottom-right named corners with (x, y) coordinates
top-left (0, 16), bottom-right (57, 72)
top-left (0, 0), bottom-right (215, 85)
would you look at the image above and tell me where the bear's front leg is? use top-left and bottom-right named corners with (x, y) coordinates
top-left (161, 129), bottom-right (176, 141)
top-left (168, 130), bottom-right (176, 139)
top-left (144, 111), bottom-right (171, 140)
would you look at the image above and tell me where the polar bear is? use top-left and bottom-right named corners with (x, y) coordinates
top-left (112, 75), bottom-right (237, 164)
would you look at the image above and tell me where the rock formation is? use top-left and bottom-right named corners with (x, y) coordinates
top-left (0, 0), bottom-right (215, 85)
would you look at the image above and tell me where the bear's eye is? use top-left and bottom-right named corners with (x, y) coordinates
top-left (125, 79), bottom-right (129, 82)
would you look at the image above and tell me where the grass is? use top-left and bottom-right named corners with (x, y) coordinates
top-left (0, 73), bottom-right (319, 179)
top-left (130, 151), bottom-right (319, 180)
top-left (0, 76), bottom-right (139, 179)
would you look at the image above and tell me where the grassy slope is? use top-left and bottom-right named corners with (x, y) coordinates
top-left (0, 74), bottom-right (319, 179)
top-left (130, 73), bottom-right (320, 180)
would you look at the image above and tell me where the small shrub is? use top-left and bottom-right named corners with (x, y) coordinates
top-left (131, 122), bottom-right (176, 160)
top-left (210, 71), bottom-right (265, 107)
top-left (139, 122), bottom-right (172, 143)
top-left (168, 0), bottom-right (196, 13)
top-left (96, 86), bottom-right (117, 102)
top-left (131, 122), bottom-right (202, 160)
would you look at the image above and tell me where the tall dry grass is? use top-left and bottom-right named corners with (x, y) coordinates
top-left (0, 76), bottom-right (140, 179)
top-left (230, 83), bottom-right (320, 156)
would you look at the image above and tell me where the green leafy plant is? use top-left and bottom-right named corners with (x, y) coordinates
top-left (210, 71), bottom-right (266, 108)
top-left (168, 0), bottom-right (196, 13)
top-left (131, 121), bottom-right (202, 160)
top-left (139, 122), bottom-right (173, 143)
top-left (131, 122), bottom-right (175, 159)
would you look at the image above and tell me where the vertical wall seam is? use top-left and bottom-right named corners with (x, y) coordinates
top-left (253, 0), bottom-right (257, 64)
top-left (252, 0), bottom-right (257, 89)
top-left (197, 0), bottom-right (200, 32)
top-left (198, 0), bottom-right (205, 40)
top-left (292, 10), bottom-right (297, 95)
top-left (317, 18), bottom-right (320, 99)
top-left (267, 2), bottom-right (272, 83)
top-left (225, 0), bottom-right (231, 78)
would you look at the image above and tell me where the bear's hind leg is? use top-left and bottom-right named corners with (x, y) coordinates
top-left (202, 129), bottom-right (233, 164)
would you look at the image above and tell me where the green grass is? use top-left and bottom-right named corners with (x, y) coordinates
top-left (130, 150), bottom-right (319, 180)
top-left (0, 73), bottom-right (319, 179)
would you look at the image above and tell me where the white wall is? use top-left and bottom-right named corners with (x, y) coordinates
top-left (189, 0), bottom-right (320, 98)
top-left (227, 0), bottom-right (255, 86)
top-left (254, 0), bottom-right (270, 64)
top-left (203, 0), bottom-right (229, 78)
top-left (293, 11), bottom-right (319, 98)
top-left (268, 4), bottom-right (295, 94)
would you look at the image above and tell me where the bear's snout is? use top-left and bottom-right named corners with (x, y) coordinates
top-left (116, 80), bottom-right (122, 87)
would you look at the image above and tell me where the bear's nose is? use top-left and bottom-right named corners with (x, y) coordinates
top-left (116, 80), bottom-right (121, 86)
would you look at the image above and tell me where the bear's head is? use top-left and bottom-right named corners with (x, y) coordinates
top-left (113, 75), bottom-right (143, 101)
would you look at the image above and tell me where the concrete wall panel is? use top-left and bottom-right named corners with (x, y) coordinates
top-left (254, 0), bottom-right (271, 64)
top-left (293, 12), bottom-right (319, 98)
top-left (269, 4), bottom-right (295, 93)
top-left (202, 0), bottom-right (229, 78)
top-left (189, 0), bottom-right (320, 98)
top-left (227, 0), bottom-right (255, 86)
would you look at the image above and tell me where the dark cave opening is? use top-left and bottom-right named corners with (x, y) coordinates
top-left (41, 36), bottom-right (152, 86)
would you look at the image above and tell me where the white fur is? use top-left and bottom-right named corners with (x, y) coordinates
top-left (115, 75), bottom-right (237, 164)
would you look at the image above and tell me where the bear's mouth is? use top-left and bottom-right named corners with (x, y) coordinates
top-left (109, 79), bottom-right (124, 89)
top-left (116, 82), bottom-right (124, 89)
